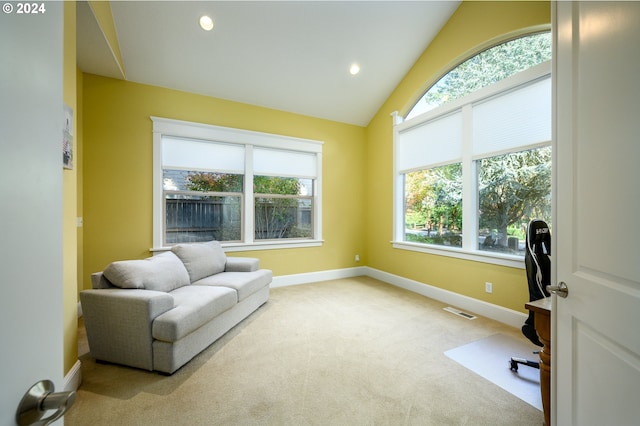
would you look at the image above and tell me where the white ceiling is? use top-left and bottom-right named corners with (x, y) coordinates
top-left (77, 1), bottom-right (460, 126)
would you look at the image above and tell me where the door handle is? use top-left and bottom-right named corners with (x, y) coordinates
top-left (16, 380), bottom-right (76, 426)
top-left (547, 281), bottom-right (569, 298)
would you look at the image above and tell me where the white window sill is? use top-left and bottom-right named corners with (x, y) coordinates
top-left (392, 241), bottom-right (525, 269)
top-left (151, 239), bottom-right (324, 253)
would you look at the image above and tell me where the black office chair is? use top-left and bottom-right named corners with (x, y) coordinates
top-left (510, 219), bottom-right (551, 372)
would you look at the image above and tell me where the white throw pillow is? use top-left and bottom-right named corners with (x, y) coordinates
top-left (103, 251), bottom-right (190, 292)
top-left (171, 240), bottom-right (227, 283)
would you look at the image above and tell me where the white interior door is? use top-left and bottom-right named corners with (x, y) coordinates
top-left (0, 4), bottom-right (65, 425)
top-left (554, 2), bottom-right (640, 425)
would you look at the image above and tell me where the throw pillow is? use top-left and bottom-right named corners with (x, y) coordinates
top-left (171, 240), bottom-right (227, 283)
top-left (103, 251), bottom-right (190, 292)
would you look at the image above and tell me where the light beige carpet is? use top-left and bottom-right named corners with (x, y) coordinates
top-left (66, 277), bottom-right (544, 425)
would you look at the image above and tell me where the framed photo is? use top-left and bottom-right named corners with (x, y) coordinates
top-left (63, 104), bottom-right (73, 170)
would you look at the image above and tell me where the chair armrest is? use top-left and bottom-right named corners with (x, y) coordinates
top-left (80, 289), bottom-right (174, 371)
top-left (224, 257), bottom-right (259, 272)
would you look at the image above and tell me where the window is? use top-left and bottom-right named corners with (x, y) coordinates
top-left (164, 171), bottom-right (243, 244)
top-left (404, 163), bottom-right (462, 247)
top-left (394, 32), bottom-right (551, 267)
top-left (477, 146), bottom-right (551, 255)
top-left (254, 176), bottom-right (314, 240)
top-left (152, 117), bottom-right (323, 251)
top-left (407, 32), bottom-right (552, 119)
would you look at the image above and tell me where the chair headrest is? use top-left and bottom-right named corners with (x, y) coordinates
top-left (526, 219), bottom-right (551, 255)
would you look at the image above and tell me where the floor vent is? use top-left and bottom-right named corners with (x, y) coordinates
top-left (444, 307), bottom-right (477, 320)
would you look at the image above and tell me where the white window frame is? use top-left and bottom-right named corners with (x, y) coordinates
top-left (392, 61), bottom-right (551, 269)
top-left (152, 117), bottom-right (323, 252)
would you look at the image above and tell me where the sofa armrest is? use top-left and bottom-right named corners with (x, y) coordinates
top-left (224, 257), bottom-right (259, 272)
top-left (90, 271), bottom-right (116, 289)
top-left (80, 289), bottom-right (174, 371)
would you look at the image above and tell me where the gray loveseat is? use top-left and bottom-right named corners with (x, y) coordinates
top-left (80, 241), bottom-right (271, 374)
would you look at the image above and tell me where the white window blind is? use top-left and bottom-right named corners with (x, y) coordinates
top-left (162, 137), bottom-right (245, 173)
top-left (472, 76), bottom-right (551, 158)
top-left (396, 75), bottom-right (551, 173)
top-left (153, 117), bottom-right (324, 250)
top-left (253, 147), bottom-right (317, 178)
top-left (396, 110), bottom-right (463, 173)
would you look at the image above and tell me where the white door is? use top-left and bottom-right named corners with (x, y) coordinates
top-left (554, 1), bottom-right (640, 425)
top-left (0, 4), bottom-right (65, 426)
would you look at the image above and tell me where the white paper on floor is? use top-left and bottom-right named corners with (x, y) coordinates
top-left (445, 333), bottom-right (542, 410)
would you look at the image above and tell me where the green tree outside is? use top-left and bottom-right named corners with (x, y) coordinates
top-left (405, 163), bottom-right (462, 246)
top-left (478, 147), bottom-right (552, 250)
top-left (186, 172), bottom-right (309, 240)
top-left (420, 32), bottom-right (551, 110)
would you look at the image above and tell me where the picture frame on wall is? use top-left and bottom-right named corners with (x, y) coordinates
top-left (63, 104), bottom-right (73, 170)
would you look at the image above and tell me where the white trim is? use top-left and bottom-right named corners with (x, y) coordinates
top-left (314, 152), bottom-right (323, 242)
top-left (365, 267), bottom-right (527, 329)
top-left (151, 116), bottom-right (323, 153)
top-left (63, 360), bottom-right (82, 392)
top-left (471, 140), bottom-right (551, 162)
top-left (152, 130), bottom-right (164, 248)
top-left (392, 240), bottom-right (525, 269)
top-left (461, 104), bottom-right (476, 252)
top-left (244, 145), bottom-right (254, 244)
top-left (150, 239), bottom-right (325, 253)
top-left (271, 266), bottom-right (368, 288)
top-left (272, 266), bottom-right (527, 329)
top-left (152, 117), bottom-right (323, 249)
top-left (224, 240), bottom-right (324, 252)
top-left (391, 112), bottom-right (403, 245)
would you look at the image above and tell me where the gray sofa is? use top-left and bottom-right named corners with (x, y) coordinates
top-left (80, 241), bottom-right (271, 374)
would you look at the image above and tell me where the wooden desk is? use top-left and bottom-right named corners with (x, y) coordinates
top-left (526, 297), bottom-right (551, 426)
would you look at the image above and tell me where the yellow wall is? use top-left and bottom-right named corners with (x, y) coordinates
top-left (365, 1), bottom-right (551, 313)
top-left (77, 70), bottom-right (84, 297)
top-left (63, 1), bottom-right (78, 375)
top-left (81, 76), bottom-right (367, 286)
top-left (80, 1), bottom-right (550, 318)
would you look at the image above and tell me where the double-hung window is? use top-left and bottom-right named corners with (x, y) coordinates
top-left (152, 117), bottom-right (323, 251)
top-left (393, 33), bottom-right (552, 267)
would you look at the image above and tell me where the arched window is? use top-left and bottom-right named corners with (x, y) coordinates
top-left (394, 32), bottom-right (552, 265)
top-left (407, 32), bottom-right (551, 119)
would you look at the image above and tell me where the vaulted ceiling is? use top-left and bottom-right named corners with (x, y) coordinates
top-left (77, 1), bottom-right (460, 126)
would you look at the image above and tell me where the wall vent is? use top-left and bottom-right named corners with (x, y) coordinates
top-left (443, 307), bottom-right (477, 320)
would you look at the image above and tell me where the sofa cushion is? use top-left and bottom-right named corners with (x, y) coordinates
top-left (224, 257), bottom-right (259, 272)
top-left (152, 285), bottom-right (237, 342)
top-left (171, 240), bottom-right (227, 283)
top-left (103, 252), bottom-right (190, 292)
top-left (193, 269), bottom-right (272, 302)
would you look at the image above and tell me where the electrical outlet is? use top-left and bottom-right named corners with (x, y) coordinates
top-left (355, 254), bottom-right (360, 262)
top-left (485, 282), bottom-right (493, 293)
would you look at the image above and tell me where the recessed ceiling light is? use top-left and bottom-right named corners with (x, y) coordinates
top-left (199, 15), bottom-right (214, 31)
top-left (349, 63), bottom-right (361, 76)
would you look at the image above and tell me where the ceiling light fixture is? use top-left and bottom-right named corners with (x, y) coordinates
top-left (199, 15), bottom-right (214, 31)
top-left (349, 63), bottom-right (361, 76)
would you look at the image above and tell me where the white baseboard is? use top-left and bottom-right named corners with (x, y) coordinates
top-left (64, 360), bottom-right (82, 392)
top-left (364, 267), bottom-right (527, 329)
top-left (273, 266), bottom-right (526, 329)
top-left (271, 266), bottom-right (368, 288)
